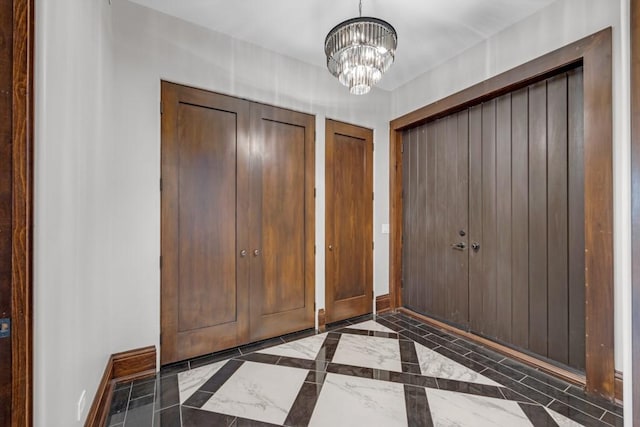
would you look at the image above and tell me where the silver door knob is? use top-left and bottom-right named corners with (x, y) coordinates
top-left (253, 249), bottom-right (260, 257)
top-left (472, 242), bottom-right (480, 251)
top-left (452, 242), bottom-right (466, 251)
top-left (240, 249), bottom-right (247, 257)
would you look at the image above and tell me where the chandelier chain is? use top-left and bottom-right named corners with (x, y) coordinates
top-left (359, 0), bottom-right (362, 17)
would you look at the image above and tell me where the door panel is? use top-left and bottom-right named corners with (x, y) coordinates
top-left (249, 104), bottom-right (315, 340)
top-left (403, 114), bottom-right (469, 326)
top-left (161, 82), bottom-right (250, 364)
top-left (401, 68), bottom-right (585, 371)
top-left (325, 119), bottom-right (373, 323)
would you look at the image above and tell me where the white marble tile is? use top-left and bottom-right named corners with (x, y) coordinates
top-left (414, 342), bottom-right (500, 386)
top-left (347, 320), bottom-right (397, 333)
top-left (257, 333), bottom-right (327, 360)
top-left (177, 360), bottom-right (227, 404)
top-left (427, 388), bottom-right (533, 427)
top-left (309, 373), bottom-right (407, 427)
top-left (201, 361), bottom-right (307, 425)
top-left (545, 408), bottom-right (585, 427)
top-left (332, 334), bottom-right (402, 372)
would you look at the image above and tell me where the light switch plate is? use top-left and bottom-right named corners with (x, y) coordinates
top-left (381, 224), bottom-right (390, 234)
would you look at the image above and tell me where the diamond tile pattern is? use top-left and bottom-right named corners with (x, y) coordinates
top-left (105, 313), bottom-right (622, 426)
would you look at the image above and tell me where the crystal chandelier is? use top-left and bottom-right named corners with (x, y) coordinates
top-left (324, 0), bottom-right (397, 95)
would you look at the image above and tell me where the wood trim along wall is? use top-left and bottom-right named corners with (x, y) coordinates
top-left (631, 0), bottom-right (640, 422)
top-left (317, 308), bottom-right (326, 332)
top-left (389, 28), bottom-right (614, 398)
top-left (614, 370), bottom-right (623, 403)
top-left (12, 0), bottom-right (34, 425)
top-left (375, 294), bottom-right (391, 314)
top-left (398, 308), bottom-right (586, 385)
top-left (85, 346), bottom-right (156, 427)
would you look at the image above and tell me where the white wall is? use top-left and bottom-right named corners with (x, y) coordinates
top-left (36, 0), bottom-right (391, 424)
top-left (35, 0), bottom-right (116, 425)
top-left (392, 0), bottom-right (630, 374)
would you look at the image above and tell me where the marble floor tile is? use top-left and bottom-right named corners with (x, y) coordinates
top-left (308, 373), bottom-right (407, 427)
top-left (546, 408), bottom-right (586, 427)
top-left (178, 360), bottom-right (227, 404)
top-left (200, 361), bottom-right (307, 425)
top-left (347, 320), bottom-right (397, 333)
top-left (427, 388), bottom-right (533, 427)
top-left (332, 333), bottom-right (402, 372)
top-left (414, 342), bottom-right (500, 387)
top-left (257, 333), bottom-right (327, 360)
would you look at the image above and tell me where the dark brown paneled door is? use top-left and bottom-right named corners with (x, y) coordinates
top-left (402, 112), bottom-right (469, 325)
top-left (325, 119), bottom-right (373, 323)
top-left (402, 68), bottom-right (585, 371)
top-left (161, 82), bottom-right (251, 364)
top-left (248, 104), bottom-right (315, 341)
top-left (0, 0), bottom-right (13, 423)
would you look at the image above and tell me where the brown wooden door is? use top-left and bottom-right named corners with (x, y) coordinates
top-left (402, 68), bottom-right (585, 371)
top-left (0, 0), bottom-right (12, 422)
top-left (248, 104), bottom-right (315, 341)
top-left (325, 119), bottom-right (373, 323)
top-left (402, 112), bottom-right (469, 325)
top-left (161, 82), bottom-right (251, 364)
top-left (468, 69), bottom-right (585, 370)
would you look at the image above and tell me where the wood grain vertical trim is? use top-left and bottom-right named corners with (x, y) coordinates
top-left (582, 29), bottom-right (614, 397)
top-left (631, 0), bottom-right (640, 420)
top-left (11, 0), bottom-right (34, 425)
top-left (389, 28), bottom-right (614, 399)
top-left (389, 128), bottom-right (403, 309)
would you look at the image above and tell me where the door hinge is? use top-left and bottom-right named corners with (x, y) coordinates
top-left (160, 102), bottom-right (164, 115)
top-left (372, 241), bottom-right (375, 250)
top-left (314, 245), bottom-right (316, 255)
top-left (0, 318), bottom-right (10, 339)
top-left (159, 255), bottom-right (162, 269)
top-left (314, 302), bottom-right (316, 311)
top-left (400, 142), bottom-right (404, 153)
top-left (372, 142), bottom-right (375, 152)
top-left (372, 192), bottom-right (374, 201)
top-left (160, 178), bottom-right (163, 192)
top-left (401, 278), bottom-right (404, 288)
top-left (314, 187), bottom-right (317, 198)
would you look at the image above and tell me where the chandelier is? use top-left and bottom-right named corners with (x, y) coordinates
top-left (324, 0), bottom-right (397, 95)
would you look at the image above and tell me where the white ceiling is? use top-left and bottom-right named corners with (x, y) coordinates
top-left (128, 0), bottom-right (557, 91)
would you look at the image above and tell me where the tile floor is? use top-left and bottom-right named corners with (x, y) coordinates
top-left (105, 312), bottom-right (623, 427)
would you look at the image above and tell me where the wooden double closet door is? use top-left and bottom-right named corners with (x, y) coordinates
top-left (402, 67), bottom-right (586, 371)
top-left (160, 82), bottom-right (315, 365)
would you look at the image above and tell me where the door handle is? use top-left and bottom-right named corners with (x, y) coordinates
top-left (471, 242), bottom-right (480, 251)
top-left (328, 245), bottom-right (333, 251)
top-left (240, 249), bottom-right (247, 257)
top-left (253, 249), bottom-right (260, 257)
top-left (451, 242), bottom-right (466, 251)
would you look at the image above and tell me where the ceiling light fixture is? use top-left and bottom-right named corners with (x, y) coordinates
top-left (324, 0), bottom-right (397, 95)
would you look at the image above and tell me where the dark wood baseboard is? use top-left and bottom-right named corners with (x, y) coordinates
top-left (376, 294), bottom-right (391, 314)
top-left (85, 346), bottom-right (156, 427)
top-left (317, 308), bottom-right (326, 332)
top-left (398, 308), bottom-right (586, 386)
top-left (614, 370), bottom-right (623, 403)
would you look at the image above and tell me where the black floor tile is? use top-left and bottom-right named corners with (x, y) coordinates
top-left (283, 381), bottom-right (324, 426)
top-left (130, 377), bottom-right (156, 400)
top-left (480, 369), bottom-right (554, 406)
top-left (403, 384), bottom-right (433, 427)
top-left (521, 376), bottom-right (605, 419)
top-left (183, 390), bottom-right (214, 409)
top-left (114, 381), bottom-right (132, 391)
top-left (159, 361), bottom-right (189, 377)
top-left (602, 410), bottom-right (624, 427)
top-left (236, 352), bottom-right (280, 365)
top-left (125, 394), bottom-right (154, 426)
top-left (190, 347), bottom-right (242, 369)
top-left (465, 352), bottom-right (526, 381)
top-left (304, 370), bottom-right (326, 384)
top-left (498, 358), bottom-right (570, 391)
top-left (394, 320), bottom-right (431, 336)
top-left (181, 406), bottom-right (236, 427)
top-left (239, 337), bottom-right (285, 354)
top-left (153, 404), bottom-right (181, 427)
top-left (565, 385), bottom-right (623, 417)
top-left (518, 403), bottom-right (558, 426)
top-left (155, 374), bottom-right (180, 411)
top-left (435, 378), bottom-right (503, 400)
top-left (347, 313), bottom-right (374, 324)
top-left (106, 387), bottom-right (130, 426)
top-left (234, 417), bottom-right (281, 426)
top-left (280, 328), bottom-right (318, 342)
top-left (200, 360), bottom-right (244, 394)
top-left (547, 400), bottom-right (609, 427)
